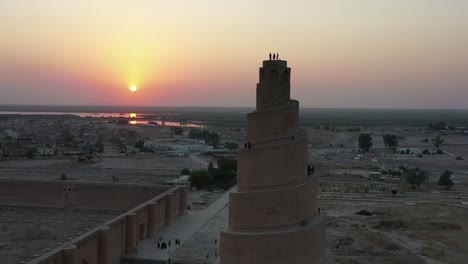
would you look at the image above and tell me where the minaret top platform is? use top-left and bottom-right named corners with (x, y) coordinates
top-left (256, 57), bottom-right (291, 110)
top-left (262, 60), bottom-right (287, 67)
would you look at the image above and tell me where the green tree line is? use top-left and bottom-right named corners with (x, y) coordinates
top-left (189, 157), bottom-right (237, 190)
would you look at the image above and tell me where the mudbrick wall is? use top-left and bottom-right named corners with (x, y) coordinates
top-left (0, 179), bottom-right (187, 264)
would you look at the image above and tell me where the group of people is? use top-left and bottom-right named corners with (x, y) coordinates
top-left (269, 52), bottom-right (280, 60)
top-left (164, 238), bottom-right (218, 263)
top-left (205, 238), bottom-right (219, 261)
top-left (244, 133), bottom-right (297, 150)
top-left (206, 251), bottom-right (218, 260)
top-left (156, 236), bottom-right (181, 250)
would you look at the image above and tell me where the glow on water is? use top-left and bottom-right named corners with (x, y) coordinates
top-left (0, 111), bottom-right (203, 127)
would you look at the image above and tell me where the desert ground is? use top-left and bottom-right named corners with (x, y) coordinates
top-left (0, 152), bottom-right (212, 184)
top-left (309, 126), bottom-right (468, 264)
top-left (1, 109), bottom-right (468, 263)
top-left (322, 199), bottom-right (468, 264)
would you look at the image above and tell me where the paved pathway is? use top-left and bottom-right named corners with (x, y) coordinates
top-left (171, 206), bottom-right (228, 264)
top-left (188, 153), bottom-right (215, 169)
top-left (125, 189), bottom-right (232, 262)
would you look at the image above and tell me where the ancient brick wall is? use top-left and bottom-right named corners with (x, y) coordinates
top-left (0, 179), bottom-right (169, 210)
top-left (0, 180), bottom-right (188, 264)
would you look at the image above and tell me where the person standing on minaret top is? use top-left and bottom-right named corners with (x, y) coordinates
top-left (273, 53), bottom-right (276, 60)
top-left (277, 53), bottom-right (279, 60)
top-left (269, 53), bottom-right (272, 60)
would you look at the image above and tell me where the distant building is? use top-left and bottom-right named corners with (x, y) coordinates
top-left (146, 138), bottom-right (228, 155)
top-left (62, 150), bottom-right (83, 156)
top-left (104, 123), bottom-right (117, 128)
top-left (165, 175), bottom-right (191, 185)
top-left (37, 147), bottom-right (54, 156)
top-left (368, 171), bottom-right (382, 180)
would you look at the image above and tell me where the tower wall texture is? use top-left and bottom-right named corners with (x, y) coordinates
top-left (237, 130), bottom-right (308, 189)
top-left (221, 59), bottom-right (329, 264)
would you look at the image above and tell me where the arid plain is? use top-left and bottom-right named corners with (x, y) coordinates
top-left (1, 109), bottom-right (467, 263)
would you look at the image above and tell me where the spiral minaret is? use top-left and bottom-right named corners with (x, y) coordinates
top-left (220, 58), bottom-right (329, 264)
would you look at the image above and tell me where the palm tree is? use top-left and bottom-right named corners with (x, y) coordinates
top-left (405, 168), bottom-right (428, 189)
top-left (438, 170), bottom-right (454, 190)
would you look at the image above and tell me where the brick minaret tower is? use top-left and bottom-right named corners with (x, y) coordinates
top-left (220, 57), bottom-right (330, 264)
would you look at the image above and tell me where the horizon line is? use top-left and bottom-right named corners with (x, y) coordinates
top-left (0, 103), bottom-right (468, 112)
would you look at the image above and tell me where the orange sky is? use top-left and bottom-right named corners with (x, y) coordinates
top-left (1, 1), bottom-right (468, 108)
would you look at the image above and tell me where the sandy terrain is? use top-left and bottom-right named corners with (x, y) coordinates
top-left (307, 127), bottom-right (468, 180)
top-left (322, 199), bottom-right (468, 264)
top-left (0, 153), bottom-right (213, 185)
top-left (306, 127), bottom-right (468, 263)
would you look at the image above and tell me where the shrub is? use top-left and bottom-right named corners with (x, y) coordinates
top-left (358, 133), bottom-right (373, 152)
top-left (405, 168), bottom-right (428, 189)
top-left (189, 169), bottom-right (212, 189)
top-left (438, 170), bottom-right (454, 190)
top-left (224, 142), bottom-right (239, 150)
top-left (180, 168), bottom-right (191, 175)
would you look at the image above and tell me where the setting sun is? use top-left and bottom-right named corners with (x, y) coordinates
top-left (129, 85), bottom-right (138, 92)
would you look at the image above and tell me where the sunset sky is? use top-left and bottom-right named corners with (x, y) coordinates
top-left (1, 1), bottom-right (467, 109)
